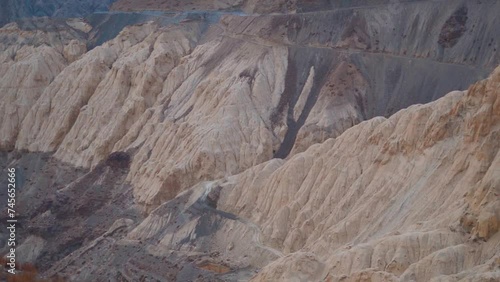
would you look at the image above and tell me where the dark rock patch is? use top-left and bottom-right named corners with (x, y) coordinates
top-left (438, 6), bottom-right (468, 48)
top-left (105, 151), bottom-right (131, 169)
top-left (206, 186), bottom-right (223, 209)
top-left (272, 47), bottom-right (336, 159)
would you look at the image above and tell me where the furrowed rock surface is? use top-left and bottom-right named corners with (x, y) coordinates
top-left (2, 0), bottom-right (497, 214)
top-left (221, 66), bottom-right (500, 281)
top-left (0, 19), bottom-right (88, 150)
top-left (34, 64), bottom-right (500, 282)
top-left (0, 0), bottom-right (499, 281)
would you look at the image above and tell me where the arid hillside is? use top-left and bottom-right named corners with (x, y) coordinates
top-left (0, 0), bottom-right (499, 281)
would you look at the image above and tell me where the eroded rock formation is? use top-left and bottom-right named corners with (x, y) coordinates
top-left (0, 0), bottom-right (499, 281)
top-left (223, 66), bottom-right (500, 281)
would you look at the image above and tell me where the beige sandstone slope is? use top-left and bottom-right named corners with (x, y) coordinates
top-left (0, 5), bottom-right (498, 281)
top-left (0, 21), bottom-right (87, 150)
top-left (54, 65), bottom-right (498, 281)
top-left (214, 66), bottom-right (500, 281)
top-left (2, 1), bottom-right (497, 216)
top-left (7, 20), bottom-right (369, 213)
top-left (16, 22), bottom-right (198, 153)
top-left (24, 66), bottom-right (497, 281)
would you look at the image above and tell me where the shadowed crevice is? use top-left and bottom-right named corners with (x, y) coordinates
top-left (273, 48), bottom-right (336, 159)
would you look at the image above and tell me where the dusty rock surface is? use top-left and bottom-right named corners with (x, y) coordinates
top-left (2, 0), bottom-right (497, 213)
top-left (0, 19), bottom-right (89, 151)
top-left (14, 62), bottom-right (496, 282)
top-left (0, 0), bottom-right (499, 281)
top-left (223, 66), bottom-right (500, 281)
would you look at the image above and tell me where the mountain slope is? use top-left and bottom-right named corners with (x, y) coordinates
top-left (222, 66), bottom-right (500, 281)
top-left (0, 1), bottom-right (499, 281)
top-left (34, 64), bottom-right (500, 282)
top-left (1, 0), bottom-right (497, 214)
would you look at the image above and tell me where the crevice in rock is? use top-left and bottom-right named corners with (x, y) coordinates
top-left (273, 48), bottom-right (335, 159)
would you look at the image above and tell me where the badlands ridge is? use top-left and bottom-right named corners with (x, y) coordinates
top-left (0, 0), bottom-right (499, 281)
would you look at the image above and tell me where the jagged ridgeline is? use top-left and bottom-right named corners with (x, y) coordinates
top-left (0, 0), bottom-right (499, 281)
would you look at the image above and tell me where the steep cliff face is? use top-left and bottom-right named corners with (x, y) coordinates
top-left (0, 0), bottom-right (499, 281)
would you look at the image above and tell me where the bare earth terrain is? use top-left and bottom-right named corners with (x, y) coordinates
top-left (0, 0), bottom-right (499, 281)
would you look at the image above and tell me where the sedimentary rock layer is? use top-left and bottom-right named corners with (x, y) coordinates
top-left (220, 66), bottom-right (500, 281)
top-left (1, 1), bottom-right (497, 214)
top-left (0, 1), bottom-right (499, 280)
top-left (22, 63), bottom-right (498, 282)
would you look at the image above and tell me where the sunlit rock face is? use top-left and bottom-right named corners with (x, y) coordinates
top-left (0, 0), bottom-right (499, 281)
